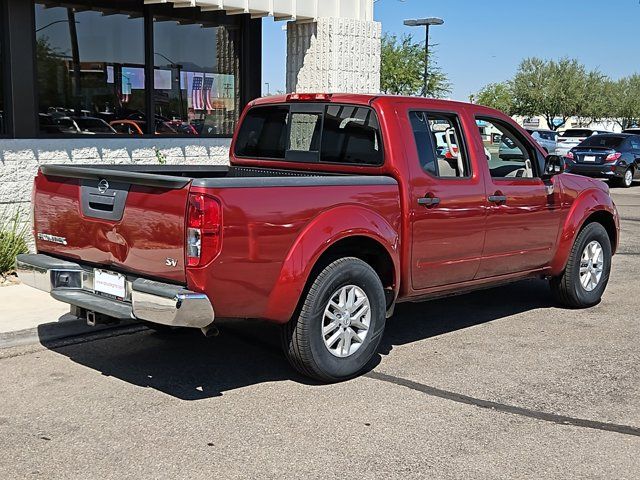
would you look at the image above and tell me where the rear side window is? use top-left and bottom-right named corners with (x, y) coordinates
top-left (580, 136), bottom-right (625, 148)
top-left (321, 105), bottom-right (382, 165)
top-left (409, 111), bottom-right (470, 178)
top-left (234, 104), bottom-right (383, 166)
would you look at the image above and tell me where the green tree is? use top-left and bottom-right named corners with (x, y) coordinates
top-left (380, 33), bottom-right (451, 98)
top-left (610, 74), bottom-right (640, 130)
top-left (574, 70), bottom-right (609, 126)
top-left (511, 57), bottom-right (588, 131)
top-left (474, 82), bottom-right (514, 114)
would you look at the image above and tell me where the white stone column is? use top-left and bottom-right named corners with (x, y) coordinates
top-left (286, 17), bottom-right (381, 94)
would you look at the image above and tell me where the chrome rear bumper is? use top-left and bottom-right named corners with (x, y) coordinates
top-left (16, 254), bottom-right (215, 329)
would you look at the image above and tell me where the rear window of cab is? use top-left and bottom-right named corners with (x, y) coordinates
top-left (234, 104), bottom-right (384, 166)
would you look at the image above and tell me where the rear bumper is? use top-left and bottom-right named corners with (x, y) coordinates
top-left (564, 163), bottom-right (624, 179)
top-left (16, 254), bottom-right (214, 329)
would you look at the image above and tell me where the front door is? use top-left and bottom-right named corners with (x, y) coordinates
top-left (475, 116), bottom-right (563, 278)
top-left (406, 110), bottom-right (487, 290)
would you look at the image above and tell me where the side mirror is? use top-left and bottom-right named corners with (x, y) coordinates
top-left (543, 154), bottom-right (564, 178)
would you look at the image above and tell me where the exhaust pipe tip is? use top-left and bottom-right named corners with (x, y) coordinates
top-left (201, 324), bottom-right (219, 338)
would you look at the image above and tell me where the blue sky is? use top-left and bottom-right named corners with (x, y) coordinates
top-left (262, 0), bottom-right (640, 100)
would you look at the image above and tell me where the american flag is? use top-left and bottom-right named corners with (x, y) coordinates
top-left (203, 76), bottom-right (214, 112)
top-left (192, 76), bottom-right (204, 110)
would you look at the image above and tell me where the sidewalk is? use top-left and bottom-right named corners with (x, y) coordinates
top-left (0, 283), bottom-right (137, 348)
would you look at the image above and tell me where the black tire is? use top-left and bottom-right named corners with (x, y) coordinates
top-left (613, 167), bottom-right (634, 188)
top-left (550, 222), bottom-right (612, 308)
top-left (281, 257), bottom-right (386, 382)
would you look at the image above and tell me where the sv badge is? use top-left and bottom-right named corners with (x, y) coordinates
top-left (165, 258), bottom-right (178, 268)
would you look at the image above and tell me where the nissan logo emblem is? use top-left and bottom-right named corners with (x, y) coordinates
top-left (97, 179), bottom-right (109, 194)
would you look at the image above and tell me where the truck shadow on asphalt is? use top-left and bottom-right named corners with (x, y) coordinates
top-left (40, 279), bottom-right (554, 400)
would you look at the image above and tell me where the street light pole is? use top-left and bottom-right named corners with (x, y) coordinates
top-left (423, 25), bottom-right (430, 97)
top-left (404, 17), bottom-right (444, 97)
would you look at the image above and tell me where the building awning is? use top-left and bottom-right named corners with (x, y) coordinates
top-left (144, 0), bottom-right (373, 22)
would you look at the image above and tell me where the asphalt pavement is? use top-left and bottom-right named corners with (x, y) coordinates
top-left (0, 188), bottom-right (639, 479)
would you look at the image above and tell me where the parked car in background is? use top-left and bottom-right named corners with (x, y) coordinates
top-left (18, 94), bottom-right (619, 382)
top-left (73, 117), bottom-right (117, 135)
top-left (565, 133), bottom-right (640, 188)
top-left (622, 128), bottom-right (640, 135)
top-left (557, 128), bottom-right (610, 156)
top-left (110, 120), bottom-right (144, 135)
top-left (525, 129), bottom-right (558, 153)
top-left (39, 114), bottom-right (82, 135)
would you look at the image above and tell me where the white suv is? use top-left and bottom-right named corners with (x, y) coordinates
top-left (557, 128), bottom-right (610, 156)
top-left (526, 129), bottom-right (558, 154)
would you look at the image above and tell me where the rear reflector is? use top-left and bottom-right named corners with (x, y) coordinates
top-left (186, 194), bottom-right (221, 267)
top-left (286, 93), bottom-right (332, 102)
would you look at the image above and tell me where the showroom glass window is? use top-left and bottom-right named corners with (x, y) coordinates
top-left (153, 18), bottom-right (240, 136)
top-left (0, 1), bottom-right (5, 135)
top-left (34, 2), bottom-right (145, 136)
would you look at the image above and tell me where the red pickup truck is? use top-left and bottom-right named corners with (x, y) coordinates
top-left (17, 94), bottom-right (619, 382)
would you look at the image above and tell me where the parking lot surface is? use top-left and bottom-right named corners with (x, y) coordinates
top-left (1, 189), bottom-right (639, 479)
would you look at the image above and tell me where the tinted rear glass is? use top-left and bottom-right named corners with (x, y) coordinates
top-left (579, 136), bottom-right (625, 149)
top-left (235, 104), bottom-right (383, 166)
top-left (561, 129), bottom-right (592, 138)
top-left (235, 106), bottom-right (289, 159)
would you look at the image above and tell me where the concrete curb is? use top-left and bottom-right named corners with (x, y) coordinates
top-left (0, 318), bottom-right (143, 350)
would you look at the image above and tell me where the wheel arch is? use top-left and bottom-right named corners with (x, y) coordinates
top-left (264, 206), bottom-right (400, 323)
top-left (550, 189), bottom-right (619, 275)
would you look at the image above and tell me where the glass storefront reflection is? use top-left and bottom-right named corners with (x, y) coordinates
top-left (153, 20), bottom-right (239, 137)
top-left (35, 3), bottom-right (145, 135)
top-left (0, 2), bottom-right (5, 135)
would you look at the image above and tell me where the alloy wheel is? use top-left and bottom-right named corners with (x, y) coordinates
top-left (579, 240), bottom-right (604, 292)
top-left (322, 285), bottom-right (371, 358)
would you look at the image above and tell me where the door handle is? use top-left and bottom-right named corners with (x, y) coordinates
top-left (418, 196), bottom-right (440, 207)
top-left (488, 194), bottom-right (507, 204)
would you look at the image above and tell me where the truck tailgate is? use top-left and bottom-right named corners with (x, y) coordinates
top-left (33, 166), bottom-right (191, 284)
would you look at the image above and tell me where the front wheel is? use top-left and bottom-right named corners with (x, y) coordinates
top-left (281, 257), bottom-right (386, 382)
top-left (550, 222), bottom-right (612, 308)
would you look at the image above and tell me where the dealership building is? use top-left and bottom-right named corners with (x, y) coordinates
top-left (0, 0), bottom-right (381, 228)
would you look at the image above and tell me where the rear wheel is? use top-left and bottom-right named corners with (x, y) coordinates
top-left (550, 222), bottom-right (612, 308)
top-left (614, 167), bottom-right (634, 188)
top-left (281, 257), bottom-right (386, 382)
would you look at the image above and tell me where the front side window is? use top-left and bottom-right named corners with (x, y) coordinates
top-left (35, 3), bottom-right (144, 136)
top-left (409, 111), bottom-right (470, 178)
top-left (477, 118), bottom-right (537, 179)
top-left (153, 20), bottom-right (239, 137)
top-left (235, 104), bottom-right (383, 166)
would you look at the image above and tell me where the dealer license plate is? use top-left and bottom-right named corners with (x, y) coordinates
top-left (583, 155), bottom-right (596, 162)
top-left (94, 269), bottom-right (126, 299)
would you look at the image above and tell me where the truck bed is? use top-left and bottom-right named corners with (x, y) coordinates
top-left (33, 163), bottom-right (400, 321)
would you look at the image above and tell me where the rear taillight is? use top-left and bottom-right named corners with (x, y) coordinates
top-left (565, 151), bottom-right (574, 160)
top-left (186, 193), bottom-right (222, 267)
top-left (605, 152), bottom-right (621, 163)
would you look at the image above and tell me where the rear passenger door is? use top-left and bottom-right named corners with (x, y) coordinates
top-left (475, 116), bottom-right (563, 278)
top-left (406, 110), bottom-right (487, 290)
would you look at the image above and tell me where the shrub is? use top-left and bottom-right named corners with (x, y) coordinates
top-left (0, 209), bottom-right (29, 275)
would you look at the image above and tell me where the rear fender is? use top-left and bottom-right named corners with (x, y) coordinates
top-left (550, 187), bottom-right (619, 276)
top-left (264, 206), bottom-right (400, 323)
